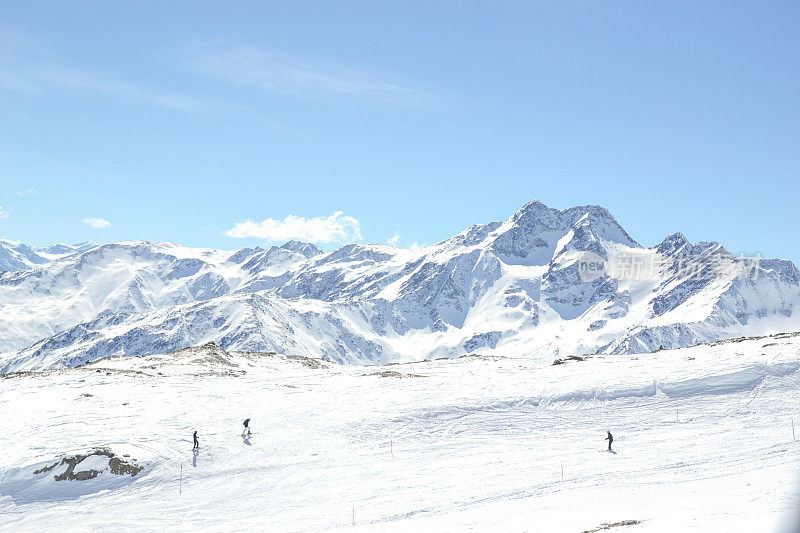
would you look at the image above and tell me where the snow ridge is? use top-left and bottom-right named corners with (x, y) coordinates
top-left (1, 201), bottom-right (799, 372)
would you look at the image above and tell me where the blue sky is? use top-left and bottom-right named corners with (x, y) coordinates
top-left (1, 1), bottom-right (798, 261)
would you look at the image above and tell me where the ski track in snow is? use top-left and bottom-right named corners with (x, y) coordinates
top-left (1, 336), bottom-right (799, 531)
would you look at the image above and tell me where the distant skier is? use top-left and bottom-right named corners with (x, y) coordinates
top-left (242, 418), bottom-right (252, 437)
top-left (193, 430), bottom-right (199, 450)
top-left (605, 431), bottom-right (613, 451)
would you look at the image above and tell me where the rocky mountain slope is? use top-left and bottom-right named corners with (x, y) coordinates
top-left (1, 201), bottom-right (799, 372)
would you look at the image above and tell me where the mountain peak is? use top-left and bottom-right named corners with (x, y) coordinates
top-left (36, 242), bottom-right (98, 256)
top-left (656, 232), bottom-right (690, 254)
top-left (280, 240), bottom-right (323, 258)
top-left (655, 233), bottom-right (731, 257)
top-left (0, 240), bottom-right (51, 271)
top-left (509, 199), bottom-right (554, 223)
top-left (490, 200), bottom-right (640, 263)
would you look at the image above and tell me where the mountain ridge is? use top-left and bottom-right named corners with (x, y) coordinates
top-left (1, 201), bottom-right (798, 372)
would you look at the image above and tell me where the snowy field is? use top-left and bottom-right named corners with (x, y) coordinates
top-left (2, 334), bottom-right (800, 532)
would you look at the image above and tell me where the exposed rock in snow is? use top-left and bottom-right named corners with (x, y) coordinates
top-left (1, 447), bottom-right (143, 504)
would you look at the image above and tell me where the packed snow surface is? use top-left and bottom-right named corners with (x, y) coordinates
top-left (1, 334), bottom-right (799, 531)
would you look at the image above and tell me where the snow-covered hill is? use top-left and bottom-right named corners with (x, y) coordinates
top-left (1, 334), bottom-right (799, 531)
top-left (2, 201), bottom-right (799, 372)
top-left (0, 240), bottom-right (97, 271)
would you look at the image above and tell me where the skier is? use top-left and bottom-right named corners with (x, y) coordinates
top-left (193, 430), bottom-right (199, 450)
top-left (605, 431), bottom-right (613, 451)
top-left (242, 418), bottom-right (252, 437)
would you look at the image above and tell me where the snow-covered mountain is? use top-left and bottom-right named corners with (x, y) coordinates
top-left (1, 201), bottom-right (799, 373)
top-left (0, 240), bottom-right (97, 271)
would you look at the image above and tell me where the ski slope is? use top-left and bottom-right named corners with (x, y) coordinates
top-left (1, 334), bottom-right (799, 532)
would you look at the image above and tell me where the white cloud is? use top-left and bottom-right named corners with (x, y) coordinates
top-left (385, 233), bottom-right (427, 250)
top-left (177, 42), bottom-right (434, 107)
top-left (83, 217), bottom-right (110, 229)
top-left (225, 211), bottom-right (361, 243)
top-left (0, 205), bottom-right (8, 219)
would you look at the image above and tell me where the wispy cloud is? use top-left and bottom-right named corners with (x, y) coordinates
top-left (0, 205), bottom-right (8, 219)
top-left (2, 29), bottom-right (435, 112)
top-left (9, 64), bottom-right (230, 113)
top-left (225, 211), bottom-right (361, 243)
top-left (37, 65), bottom-right (236, 113)
top-left (83, 217), bottom-right (111, 229)
top-left (176, 42), bottom-right (435, 107)
top-left (14, 187), bottom-right (38, 197)
top-left (0, 29), bottom-right (232, 114)
top-left (385, 232), bottom-right (426, 249)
